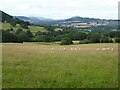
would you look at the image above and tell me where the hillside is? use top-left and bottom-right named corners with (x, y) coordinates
top-left (2, 23), bottom-right (47, 33)
top-left (2, 11), bottom-right (120, 44)
top-left (1, 11), bottom-right (47, 33)
top-left (0, 10), bottom-right (13, 22)
top-left (14, 16), bottom-right (54, 25)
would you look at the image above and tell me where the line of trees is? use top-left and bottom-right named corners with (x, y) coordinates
top-left (2, 28), bottom-right (33, 43)
top-left (2, 26), bottom-right (120, 44)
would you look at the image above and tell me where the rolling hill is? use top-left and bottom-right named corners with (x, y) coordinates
top-left (14, 15), bottom-right (118, 27)
top-left (1, 11), bottom-right (48, 33)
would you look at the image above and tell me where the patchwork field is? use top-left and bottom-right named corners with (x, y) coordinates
top-left (2, 43), bottom-right (118, 88)
top-left (2, 23), bottom-right (47, 33)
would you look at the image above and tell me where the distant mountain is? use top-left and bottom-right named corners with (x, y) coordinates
top-left (37, 17), bottom-right (54, 21)
top-left (14, 16), bottom-right (54, 25)
top-left (14, 16), bottom-right (30, 21)
top-left (14, 15), bottom-right (117, 26)
top-left (65, 16), bottom-right (100, 22)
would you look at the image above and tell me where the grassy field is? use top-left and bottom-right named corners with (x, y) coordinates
top-left (2, 43), bottom-right (118, 88)
top-left (2, 23), bottom-right (47, 33)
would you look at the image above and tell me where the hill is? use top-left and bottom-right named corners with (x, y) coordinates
top-left (14, 15), bottom-right (118, 29)
top-left (2, 11), bottom-right (120, 44)
top-left (0, 10), bottom-right (13, 22)
top-left (1, 11), bottom-right (48, 34)
top-left (14, 16), bottom-right (54, 25)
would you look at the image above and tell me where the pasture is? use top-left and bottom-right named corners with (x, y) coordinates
top-left (2, 43), bottom-right (118, 88)
top-left (2, 23), bottom-right (47, 33)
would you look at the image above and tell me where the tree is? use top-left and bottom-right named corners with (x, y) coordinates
top-left (100, 37), bottom-right (110, 43)
top-left (73, 32), bottom-right (87, 40)
top-left (15, 28), bottom-right (23, 34)
top-left (10, 20), bottom-right (16, 27)
top-left (15, 28), bottom-right (26, 43)
top-left (60, 37), bottom-right (73, 45)
top-left (21, 23), bottom-right (28, 29)
top-left (26, 29), bottom-right (33, 38)
top-left (2, 30), bottom-right (16, 42)
top-left (35, 35), bottom-right (52, 42)
top-left (109, 31), bottom-right (120, 38)
top-left (115, 38), bottom-right (120, 43)
top-left (15, 32), bottom-right (26, 43)
top-left (87, 33), bottom-right (101, 43)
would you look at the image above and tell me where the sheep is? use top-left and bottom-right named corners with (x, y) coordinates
top-left (97, 48), bottom-right (100, 50)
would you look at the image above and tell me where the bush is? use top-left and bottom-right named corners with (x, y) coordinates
top-left (115, 38), bottom-right (120, 43)
top-left (60, 37), bottom-right (73, 45)
top-left (100, 37), bottom-right (110, 43)
top-left (79, 39), bottom-right (91, 44)
top-left (87, 33), bottom-right (101, 43)
top-left (21, 24), bottom-right (28, 29)
top-left (109, 39), bottom-right (113, 43)
top-left (10, 20), bottom-right (16, 27)
top-left (35, 35), bottom-right (53, 42)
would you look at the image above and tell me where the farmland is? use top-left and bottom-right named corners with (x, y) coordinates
top-left (2, 43), bottom-right (118, 88)
top-left (2, 23), bottom-right (47, 33)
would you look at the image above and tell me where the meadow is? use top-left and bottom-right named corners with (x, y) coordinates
top-left (2, 43), bottom-right (118, 88)
top-left (2, 23), bottom-right (47, 33)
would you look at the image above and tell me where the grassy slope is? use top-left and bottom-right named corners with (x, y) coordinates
top-left (2, 23), bottom-right (47, 33)
top-left (2, 23), bottom-right (11, 29)
top-left (2, 43), bottom-right (118, 88)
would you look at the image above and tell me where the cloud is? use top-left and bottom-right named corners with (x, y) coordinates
top-left (0, 0), bottom-right (119, 19)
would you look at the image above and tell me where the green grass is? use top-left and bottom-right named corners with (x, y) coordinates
top-left (2, 43), bottom-right (118, 88)
top-left (29, 26), bottom-right (47, 33)
top-left (2, 23), bottom-right (11, 29)
top-left (2, 23), bottom-right (47, 33)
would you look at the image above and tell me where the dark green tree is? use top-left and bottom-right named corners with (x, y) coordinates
top-left (10, 20), bottom-right (16, 27)
top-left (26, 29), bottom-right (33, 38)
top-left (2, 30), bottom-right (16, 42)
top-left (87, 33), bottom-right (101, 43)
top-left (60, 37), bottom-right (73, 45)
top-left (15, 28), bottom-right (23, 34)
top-left (115, 38), bottom-right (120, 43)
top-left (100, 37), bottom-right (110, 43)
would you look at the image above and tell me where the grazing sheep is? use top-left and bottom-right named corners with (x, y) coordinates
top-left (102, 48), bottom-right (106, 51)
top-left (97, 48), bottom-right (100, 50)
top-left (74, 48), bottom-right (77, 50)
top-left (71, 48), bottom-right (73, 50)
top-left (111, 48), bottom-right (114, 50)
top-left (52, 48), bottom-right (54, 50)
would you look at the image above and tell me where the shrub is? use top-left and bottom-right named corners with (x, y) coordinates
top-left (100, 37), bottom-right (110, 43)
top-left (115, 38), bottom-right (120, 43)
top-left (79, 39), bottom-right (91, 44)
top-left (109, 39), bottom-right (113, 43)
top-left (60, 37), bottom-right (73, 45)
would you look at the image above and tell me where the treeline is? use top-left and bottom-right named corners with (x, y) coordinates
top-left (2, 26), bottom-right (120, 44)
top-left (2, 28), bottom-right (32, 43)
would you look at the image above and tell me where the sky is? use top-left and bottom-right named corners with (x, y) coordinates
top-left (0, 0), bottom-right (119, 19)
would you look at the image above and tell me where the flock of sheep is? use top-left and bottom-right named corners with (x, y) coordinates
top-left (50, 47), bottom-right (114, 51)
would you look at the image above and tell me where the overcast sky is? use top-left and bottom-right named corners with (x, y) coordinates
top-left (0, 0), bottom-right (119, 19)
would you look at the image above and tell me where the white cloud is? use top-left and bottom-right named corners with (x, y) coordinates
top-left (0, 0), bottom-right (119, 19)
